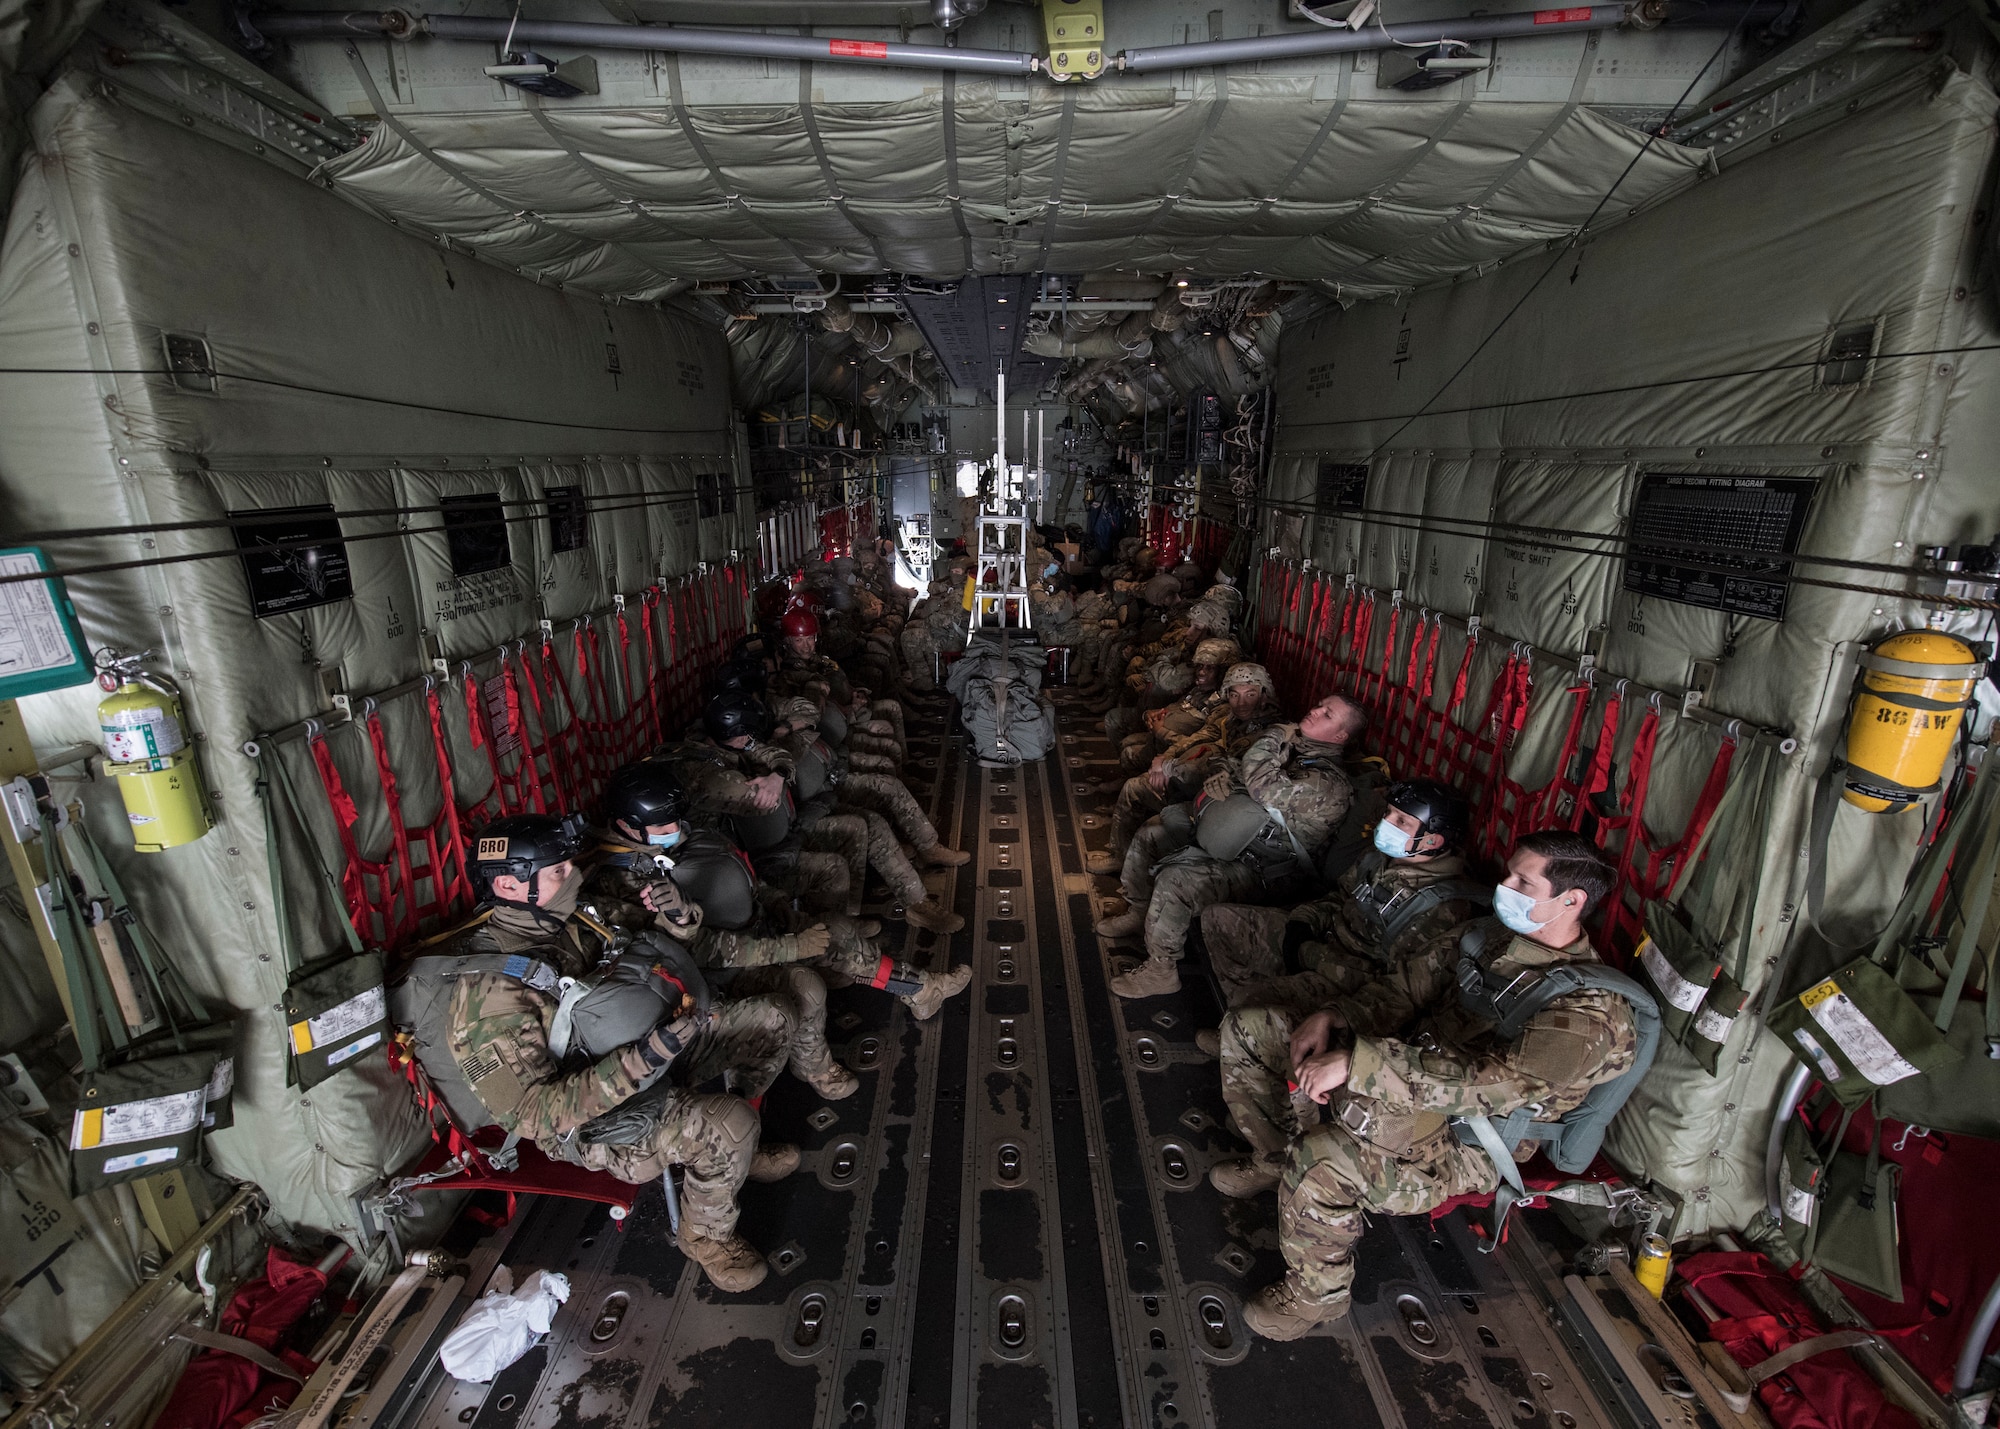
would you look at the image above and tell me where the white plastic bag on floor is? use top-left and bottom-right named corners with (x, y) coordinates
top-left (438, 1268), bottom-right (570, 1382)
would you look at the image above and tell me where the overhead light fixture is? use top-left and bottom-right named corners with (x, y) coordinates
top-left (996, 296), bottom-right (1008, 303)
top-left (1175, 278), bottom-right (1189, 288)
top-left (483, 50), bottom-right (599, 97)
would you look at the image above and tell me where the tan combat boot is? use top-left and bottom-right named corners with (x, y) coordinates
top-left (677, 1226), bottom-right (769, 1292)
top-left (1242, 1277), bottom-right (1349, 1341)
top-left (1094, 908), bottom-right (1145, 940)
top-left (918, 843), bottom-right (971, 867)
top-left (1085, 849), bottom-right (1121, 875)
top-left (905, 896), bottom-right (966, 935)
top-left (748, 1142), bottom-right (800, 1182)
top-left (1194, 1028), bottom-right (1221, 1058)
top-left (1208, 1154), bottom-right (1283, 1199)
top-left (806, 1064), bottom-right (861, 1100)
top-left (903, 964), bottom-right (973, 1020)
top-left (1109, 953), bottom-right (1180, 998)
top-left (856, 919), bottom-right (883, 939)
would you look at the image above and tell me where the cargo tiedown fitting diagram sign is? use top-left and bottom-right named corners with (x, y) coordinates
top-left (1622, 473), bottom-right (1817, 622)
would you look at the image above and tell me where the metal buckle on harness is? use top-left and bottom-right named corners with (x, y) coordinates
top-left (1337, 1100), bottom-right (1373, 1139)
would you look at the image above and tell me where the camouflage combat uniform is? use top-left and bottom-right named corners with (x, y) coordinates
top-left (1124, 727), bottom-right (1354, 965)
top-left (1106, 698), bottom-right (1280, 856)
top-left (1217, 915), bottom-right (1478, 1173)
top-left (665, 739), bottom-right (850, 911)
top-left (774, 652), bottom-right (906, 765)
top-left (439, 903), bottom-right (782, 1237)
top-left (585, 861), bottom-right (940, 1084)
top-left (772, 700), bottom-right (905, 914)
top-left (1263, 928), bottom-right (1637, 1315)
top-left (1201, 850), bottom-right (1477, 1006)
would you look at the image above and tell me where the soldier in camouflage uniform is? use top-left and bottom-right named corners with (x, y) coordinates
top-left (1238, 832), bottom-right (1637, 1339)
top-left (769, 694), bottom-right (962, 922)
top-left (663, 698), bottom-right (851, 914)
top-left (589, 762), bottom-right (973, 1029)
top-left (1200, 778), bottom-right (1480, 1008)
top-left (693, 695), bottom-right (967, 934)
top-left (773, 607), bottom-right (907, 767)
top-left (1101, 696), bottom-right (1365, 999)
top-left (1117, 636), bottom-right (1240, 773)
top-left (439, 814), bottom-right (797, 1291)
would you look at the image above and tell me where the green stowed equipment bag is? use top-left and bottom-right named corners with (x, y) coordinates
top-left (1768, 757), bottom-right (2000, 1108)
top-left (258, 743), bottom-right (390, 1089)
top-left (39, 809), bottom-right (232, 1193)
top-left (1636, 741), bottom-right (1771, 1075)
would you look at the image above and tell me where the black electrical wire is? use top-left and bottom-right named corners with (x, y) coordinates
top-left (1356, 2), bottom-right (1762, 466)
top-left (1237, 490), bottom-right (1946, 582)
top-left (1277, 341), bottom-right (2000, 431)
top-left (0, 364), bottom-right (736, 436)
top-left (7, 480), bottom-right (760, 548)
top-left (1235, 501), bottom-right (2000, 610)
top-left (0, 487), bottom-right (762, 588)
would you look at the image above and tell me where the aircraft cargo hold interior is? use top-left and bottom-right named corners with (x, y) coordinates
top-left (0, 0), bottom-right (1999, 1425)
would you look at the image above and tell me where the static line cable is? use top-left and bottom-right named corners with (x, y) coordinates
top-left (1242, 505), bottom-right (2000, 611)
top-left (1237, 491), bottom-right (1951, 582)
top-left (10, 481), bottom-right (760, 548)
top-left (0, 365), bottom-right (738, 436)
top-left (1240, 340), bottom-right (2000, 428)
top-left (0, 489), bottom-right (755, 589)
top-left (1356, 3), bottom-right (1758, 468)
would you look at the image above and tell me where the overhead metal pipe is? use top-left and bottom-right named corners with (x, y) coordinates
top-left (249, 9), bottom-right (1038, 74)
top-left (1118, 3), bottom-right (1627, 70)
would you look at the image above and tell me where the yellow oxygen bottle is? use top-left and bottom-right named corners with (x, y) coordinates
top-left (1842, 631), bottom-right (1984, 814)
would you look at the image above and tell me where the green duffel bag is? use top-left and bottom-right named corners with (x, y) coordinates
top-left (67, 1050), bottom-right (216, 1194)
top-left (1767, 957), bottom-right (1961, 1108)
top-left (285, 950), bottom-right (389, 1089)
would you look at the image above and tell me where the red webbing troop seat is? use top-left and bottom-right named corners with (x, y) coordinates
top-left (1251, 557), bottom-right (1743, 958)
top-left (297, 560), bottom-right (754, 955)
top-left (280, 561), bottom-right (754, 1222)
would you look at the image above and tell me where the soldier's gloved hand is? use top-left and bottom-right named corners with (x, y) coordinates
top-left (795, 924), bottom-right (833, 960)
top-left (642, 1008), bottom-right (710, 1068)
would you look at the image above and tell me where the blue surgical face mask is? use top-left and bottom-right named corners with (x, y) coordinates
top-left (1372, 821), bottom-right (1414, 859)
top-left (648, 825), bottom-right (686, 850)
top-left (1492, 883), bottom-right (1550, 935)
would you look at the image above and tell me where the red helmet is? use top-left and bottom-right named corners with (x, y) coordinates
top-left (781, 608), bottom-right (821, 640)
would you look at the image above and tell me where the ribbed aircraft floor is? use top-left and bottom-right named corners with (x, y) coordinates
top-left (395, 689), bottom-right (1621, 1429)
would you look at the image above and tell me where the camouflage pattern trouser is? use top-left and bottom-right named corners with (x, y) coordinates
top-left (1104, 703), bottom-right (1146, 744)
top-left (566, 1089), bottom-right (758, 1238)
top-left (790, 849), bottom-right (850, 913)
top-left (1111, 776), bottom-right (1169, 857)
top-left (1280, 1122), bottom-right (1495, 1305)
top-left (806, 911), bottom-right (946, 1001)
top-left (674, 995), bottom-right (795, 1102)
top-left (1120, 731), bottom-right (1158, 774)
top-left (819, 802), bottom-right (925, 905)
top-left (1201, 905), bottom-right (1292, 1006)
top-left (724, 964), bottom-right (838, 1085)
top-left (1217, 975), bottom-right (1349, 1160)
top-left (802, 812), bottom-right (870, 915)
top-left (901, 626), bottom-right (940, 691)
top-left (1119, 817), bottom-right (1196, 909)
top-left (1143, 855), bottom-right (1263, 964)
top-left (837, 773), bottom-right (939, 855)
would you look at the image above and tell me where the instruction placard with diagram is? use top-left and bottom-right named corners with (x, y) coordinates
top-left (0, 547), bottom-right (93, 699)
